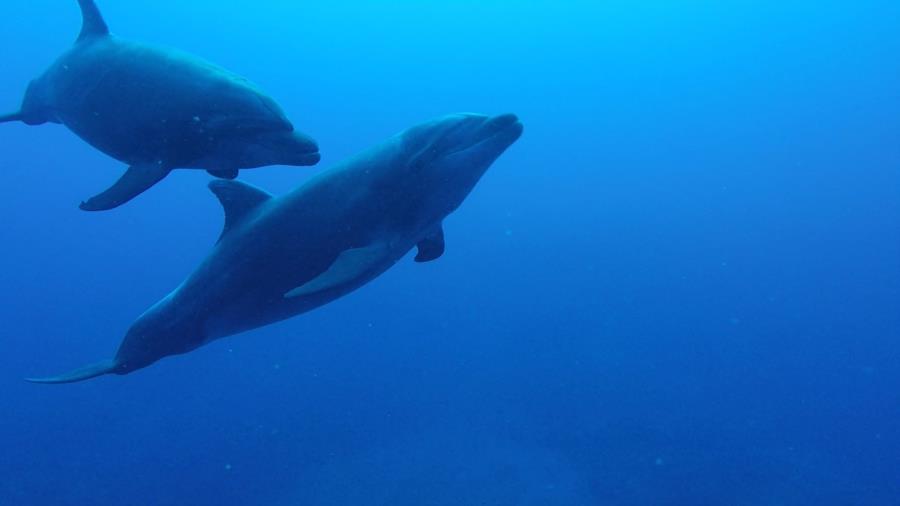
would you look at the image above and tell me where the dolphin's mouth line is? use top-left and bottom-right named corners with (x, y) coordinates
top-left (441, 118), bottom-right (523, 159)
top-left (300, 151), bottom-right (322, 165)
top-left (471, 115), bottom-right (523, 148)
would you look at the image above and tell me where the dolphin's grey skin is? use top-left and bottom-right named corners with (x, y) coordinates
top-left (26, 113), bottom-right (523, 384)
top-left (0, 0), bottom-right (319, 211)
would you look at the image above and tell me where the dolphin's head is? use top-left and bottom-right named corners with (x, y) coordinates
top-left (398, 113), bottom-right (523, 221)
top-left (188, 82), bottom-right (321, 168)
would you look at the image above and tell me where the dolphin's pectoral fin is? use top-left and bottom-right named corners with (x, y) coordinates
top-left (415, 225), bottom-right (445, 263)
top-left (76, 0), bottom-right (110, 42)
top-left (79, 163), bottom-right (172, 211)
top-left (209, 180), bottom-right (273, 243)
top-left (25, 358), bottom-right (118, 385)
top-left (0, 111), bottom-right (23, 124)
top-left (207, 169), bottom-right (239, 180)
top-left (285, 243), bottom-right (390, 299)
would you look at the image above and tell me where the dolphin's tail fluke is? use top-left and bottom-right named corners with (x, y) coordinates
top-left (25, 359), bottom-right (119, 384)
top-left (0, 111), bottom-right (23, 124)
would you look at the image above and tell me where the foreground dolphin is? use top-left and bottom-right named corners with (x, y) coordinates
top-left (27, 113), bottom-right (523, 383)
top-left (0, 0), bottom-right (319, 210)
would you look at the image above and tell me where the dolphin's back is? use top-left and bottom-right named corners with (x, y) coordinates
top-left (43, 37), bottom-right (293, 165)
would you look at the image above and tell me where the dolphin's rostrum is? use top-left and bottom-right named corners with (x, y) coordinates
top-left (1, 0), bottom-right (320, 210)
top-left (27, 113), bottom-right (523, 384)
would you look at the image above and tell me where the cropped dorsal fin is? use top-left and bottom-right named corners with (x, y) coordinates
top-left (76, 0), bottom-right (110, 42)
top-left (208, 180), bottom-right (272, 243)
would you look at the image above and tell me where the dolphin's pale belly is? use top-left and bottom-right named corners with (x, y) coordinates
top-left (48, 38), bottom-right (291, 166)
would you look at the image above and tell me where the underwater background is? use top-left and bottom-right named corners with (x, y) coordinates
top-left (0, 0), bottom-right (898, 504)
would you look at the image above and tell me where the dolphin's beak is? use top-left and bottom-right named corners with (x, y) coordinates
top-left (487, 113), bottom-right (520, 129)
top-left (293, 131), bottom-right (321, 165)
top-left (275, 130), bottom-right (320, 166)
top-left (484, 113), bottom-right (523, 140)
top-left (462, 113), bottom-right (522, 152)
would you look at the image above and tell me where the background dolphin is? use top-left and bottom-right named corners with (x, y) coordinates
top-left (26, 113), bottom-right (522, 383)
top-left (0, 0), bottom-right (319, 210)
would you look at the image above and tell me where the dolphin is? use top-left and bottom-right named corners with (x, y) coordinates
top-left (26, 113), bottom-right (523, 384)
top-left (0, 0), bottom-right (320, 211)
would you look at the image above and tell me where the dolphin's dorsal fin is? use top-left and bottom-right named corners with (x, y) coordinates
top-left (209, 180), bottom-right (272, 242)
top-left (76, 0), bottom-right (110, 42)
top-left (284, 243), bottom-right (390, 299)
top-left (415, 224), bottom-right (445, 262)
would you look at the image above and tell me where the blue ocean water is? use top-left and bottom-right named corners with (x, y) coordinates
top-left (0, 0), bottom-right (898, 504)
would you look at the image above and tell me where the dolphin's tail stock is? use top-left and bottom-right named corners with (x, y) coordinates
top-left (0, 111), bottom-right (23, 124)
top-left (25, 359), bottom-right (119, 384)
